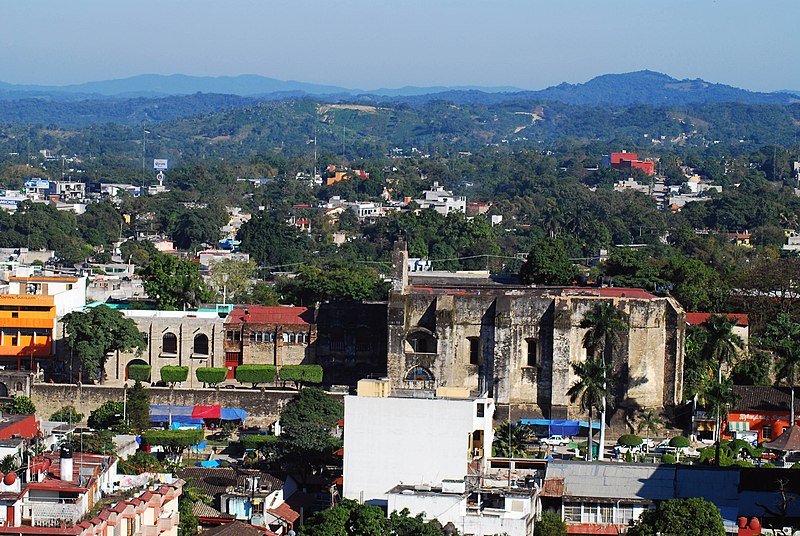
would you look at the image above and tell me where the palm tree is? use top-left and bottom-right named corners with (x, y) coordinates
top-left (761, 313), bottom-right (800, 424)
top-left (567, 357), bottom-right (613, 461)
top-left (493, 423), bottom-right (529, 458)
top-left (636, 409), bottom-right (664, 445)
top-left (699, 315), bottom-right (743, 442)
top-left (580, 303), bottom-right (628, 460)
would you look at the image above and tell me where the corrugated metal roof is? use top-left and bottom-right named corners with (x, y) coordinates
top-left (546, 461), bottom-right (675, 501)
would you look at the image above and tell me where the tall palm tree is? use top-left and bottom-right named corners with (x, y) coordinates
top-left (762, 313), bottom-right (800, 424)
top-left (567, 357), bottom-right (613, 461)
top-left (580, 303), bottom-right (628, 460)
top-left (636, 409), bottom-right (663, 445)
top-left (699, 315), bottom-right (743, 442)
top-left (493, 423), bottom-right (529, 458)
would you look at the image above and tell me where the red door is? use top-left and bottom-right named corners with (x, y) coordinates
top-left (225, 352), bottom-right (242, 379)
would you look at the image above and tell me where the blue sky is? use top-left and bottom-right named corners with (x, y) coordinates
top-left (1, 0), bottom-right (797, 92)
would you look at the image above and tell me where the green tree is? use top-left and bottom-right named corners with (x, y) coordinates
top-left (62, 305), bottom-right (146, 382)
top-left (277, 262), bottom-right (389, 305)
top-left (0, 454), bottom-right (19, 474)
top-left (279, 364), bottom-right (324, 389)
top-left (299, 499), bottom-right (456, 536)
top-left (195, 367), bottom-right (228, 387)
top-left (118, 451), bottom-right (163, 474)
top-left (50, 405), bottom-right (83, 425)
top-left (628, 497), bottom-right (724, 536)
top-left (761, 313), bottom-right (800, 422)
top-left (237, 281), bottom-right (280, 306)
top-left (119, 239), bottom-right (158, 267)
top-left (235, 364), bottom-right (277, 388)
top-left (161, 366), bottom-right (189, 426)
top-left (88, 400), bottom-right (127, 433)
top-left (127, 364), bottom-right (151, 382)
top-left (567, 357), bottom-right (612, 461)
top-left (141, 429), bottom-right (203, 456)
top-left (534, 511), bottom-right (567, 536)
top-left (207, 258), bottom-right (257, 304)
top-left (269, 388), bottom-right (344, 484)
top-left (4, 396), bottom-right (36, 415)
top-left (698, 315), bottom-right (744, 442)
top-left (493, 423), bottom-right (529, 458)
top-left (72, 431), bottom-right (117, 455)
top-left (140, 252), bottom-right (211, 310)
top-left (635, 409), bottom-right (663, 444)
top-left (178, 483), bottom-right (210, 536)
top-left (617, 434), bottom-right (643, 447)
top-left (580, 302), bottom-right (628, 459)
top-left (519, 238), bottom-right (578, 285)
top-left (171, 210), bottom-right (222, 251)
top-left (127, 380), bottom-right (151, 434)
top-left (237, 211), bottom-right (310, 268)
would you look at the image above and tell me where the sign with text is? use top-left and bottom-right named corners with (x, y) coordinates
top-left (153, 159), bottom-right (169, 170)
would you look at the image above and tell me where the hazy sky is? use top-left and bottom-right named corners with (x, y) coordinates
top-left (1, 0), bottom-right (797, 92)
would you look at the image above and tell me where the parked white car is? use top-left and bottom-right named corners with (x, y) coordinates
top-left (541, 435), bottom-right (571, 446)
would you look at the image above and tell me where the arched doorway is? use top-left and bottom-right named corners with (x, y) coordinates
top-left (126, 359), bottom-right (148, 381)
top-left (0, 383), bottom-right (8, 397)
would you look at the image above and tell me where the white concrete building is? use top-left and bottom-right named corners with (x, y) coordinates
top-left (343, 393), bottom-right (494, 504)
top-left (388, 483), bottom-right (536, 536)
top-left (415, 182), bottom-right (466, 215)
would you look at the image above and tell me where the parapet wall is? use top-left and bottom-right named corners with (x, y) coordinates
top-left (29, 383), bottom-right (331, 426)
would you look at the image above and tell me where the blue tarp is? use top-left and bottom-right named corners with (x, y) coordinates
top-left (221, 408), bottom-right (248, 421)
top-left (549, 420), bottom-right (581, 436)
top-left (171, 421), bottom-right (203, 429)
top-left (518, 418), bottom-right (601, 435)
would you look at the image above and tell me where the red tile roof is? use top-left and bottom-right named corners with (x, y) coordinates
top-left (686, 313), bottom-right (749, 327)
top-left (226, 306), bottom-right (314, 325)
top-left (268, 503), bottom-right (300, 524)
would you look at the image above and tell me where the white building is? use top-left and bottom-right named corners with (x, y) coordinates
top-left (415, 182), bottom-right (467, 215)
top-left (343, 392), bottom-right (494, 504)
top-left (49, 180), bottom-right (85, 201)
top-left (388, 483), bottom-right (536, 536)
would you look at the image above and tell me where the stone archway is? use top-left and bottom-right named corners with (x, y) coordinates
top-left (0, 382), bottom-right (7, 397)
top-left (125, 359), bottom-right (148, 381)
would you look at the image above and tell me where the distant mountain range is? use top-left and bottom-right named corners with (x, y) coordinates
top-left (0, 70), bottom-right (797, 106)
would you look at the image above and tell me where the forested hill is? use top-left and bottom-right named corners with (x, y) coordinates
top-left (2, 98), bottom-right (797, 165)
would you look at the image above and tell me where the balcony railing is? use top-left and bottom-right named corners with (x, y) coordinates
top-left (22, 501), bottom-right (82, 527)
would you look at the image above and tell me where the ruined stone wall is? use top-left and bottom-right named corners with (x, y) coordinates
top-left (29, 383), bottom-right (336, 427)
top-left (388, 289), bottom-right (686, 420)
top-left (108, 315), bottom-right (225, 385)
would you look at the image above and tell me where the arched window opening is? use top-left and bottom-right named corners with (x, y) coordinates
top-left (194, 334), bottom-right (209, 356)
top-left (162, 333), bottom-right (178, 355)
top-left (405, 329), bottom-right (437, 354)
top-left (405, 366), bottom-right (434, 382)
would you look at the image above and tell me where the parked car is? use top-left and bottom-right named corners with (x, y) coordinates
top-left (614, 444), bottom-right (642, 455)
top-left (541, 435), bottom-right (571, 446)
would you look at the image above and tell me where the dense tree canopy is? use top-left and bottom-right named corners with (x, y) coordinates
top-left (62, 305), bottom-right (146, 381)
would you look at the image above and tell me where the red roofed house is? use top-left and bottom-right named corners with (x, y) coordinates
top-left (602, 151), bottom-right (656, 176)
top-left (224, 306), bottom-right (316, 379)
top-left (686, 313), bottom-right (749, 348)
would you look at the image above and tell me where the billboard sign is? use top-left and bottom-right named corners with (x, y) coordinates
top-left (153, 159), bottom-right (169, 170)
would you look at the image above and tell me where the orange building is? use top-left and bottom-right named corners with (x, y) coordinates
top-left (0, 294), bottom-right (56, 369)
top-left (0, 273), bottom-right (85, 371)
